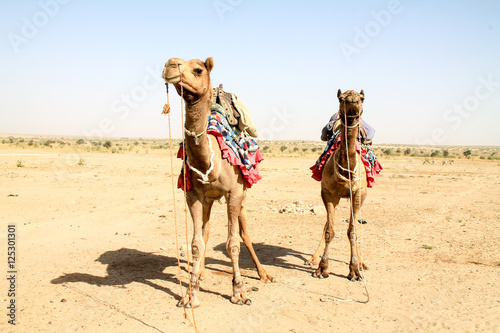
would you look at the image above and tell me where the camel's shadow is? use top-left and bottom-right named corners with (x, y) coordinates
top-left (51, 244), bottom-right (348, 300)
top-left (211, 241), bottom-right (337, 276)
top-left (50, 248), bottom-right (226, 301)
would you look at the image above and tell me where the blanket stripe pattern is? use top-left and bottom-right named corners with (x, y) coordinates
top-left (310, 130), bottom-right (383, 187)
top-left (177, 110), bottom-right (263, 191)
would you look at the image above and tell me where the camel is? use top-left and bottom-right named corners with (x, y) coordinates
top-left (162, 57), bottom-right (273, 308)
top-left (308, 89), bottom-right (368, 281)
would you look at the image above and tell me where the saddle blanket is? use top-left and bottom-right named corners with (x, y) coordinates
top-left (310, 130), bottom-right (383, 187)
top-left (177, 110), bottom-right (263, 191)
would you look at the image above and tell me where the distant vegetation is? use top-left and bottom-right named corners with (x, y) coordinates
top-left (1, 135), bottom-right (499, 160)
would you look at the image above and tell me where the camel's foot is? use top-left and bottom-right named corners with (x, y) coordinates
top-left (176, 295), bottom-right (200, 309)
top-left (347, 262), bottom-right (368, 281)
top-left (258, 269), bottom-right (275, 283)
top-left (230, 294), bottom-right (252, 305)
top-left (199, 268), bottom-right (206, 281)
top-left (306, 255), bottom-right (320, 266)
top-left (231, 280), bottom-right (251, 306)
top-left (312, 257), bottom-right (329, 279)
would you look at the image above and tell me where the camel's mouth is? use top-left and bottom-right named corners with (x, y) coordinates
top-left (164, 74), bottom-right (181, 84)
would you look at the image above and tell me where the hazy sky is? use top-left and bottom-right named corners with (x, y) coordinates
top-left (1, 0), bottom-right (499, 145)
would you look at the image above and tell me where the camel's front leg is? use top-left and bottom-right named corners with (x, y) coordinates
top-left (226, 193), bottom-right (251, 305)
top-left (177, 191), bottom-right (204, 308)
top-left (314, 190), bottom-right (340, 279)
top-left (347, 190), bottom-right (368, 281)
top-left (238, 205), bottom-right (274, 283)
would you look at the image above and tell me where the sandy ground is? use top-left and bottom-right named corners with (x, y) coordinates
top-left (1, 147), bottom-right (499, 332)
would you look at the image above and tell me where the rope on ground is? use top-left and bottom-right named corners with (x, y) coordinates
top-left (62, 283), bottom-right (166, 333)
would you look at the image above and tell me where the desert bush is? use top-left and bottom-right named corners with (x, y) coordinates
top-left (383, 148), bottom-right (393, 156)
top-left (280, 145), bottom-right (287, 152)
top-left (16, 160), bottom-right (24, 167)
top-left (76, 139), bottom-right (85, 145)
top-left (463, 149), bottom-right (472, 158)
top-left (404, 148), bottom-right (412, 155)
top-left (302, 148), bottom-right (308, 152)
top-left (443, 149), bottom-right (449, 157)
top-left (293, 147), bottom-right (299, 152)
top-left (431, 150), bottom-right (440, 157)
top-left (111, 147), bottom-right (118, 153)
top-left (103, 140), bottom-right (112, 149)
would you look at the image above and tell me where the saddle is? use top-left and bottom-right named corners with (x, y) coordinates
top-left (212, 84), bottom-right (259, 137)
top-left (321, 115), bottom-right (372, 145)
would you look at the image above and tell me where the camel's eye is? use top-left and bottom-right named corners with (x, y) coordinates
top-left (194, 68), bottom-right (203, 75)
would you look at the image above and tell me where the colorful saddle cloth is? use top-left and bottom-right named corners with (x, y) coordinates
top-left (310, 130), bottom-right (383, 187)
top-left (177, 109), bottom-right (263, 191)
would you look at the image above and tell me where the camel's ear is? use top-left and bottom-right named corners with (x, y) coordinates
top-left (337, 89), bottom-right (342, 100)
top-left (360, 89), bottom-right (365, 101)
top-left (205, 57), bottom-right (214, 74)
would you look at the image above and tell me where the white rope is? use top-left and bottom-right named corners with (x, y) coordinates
top-left (186, 135), bottom-right (215, 184)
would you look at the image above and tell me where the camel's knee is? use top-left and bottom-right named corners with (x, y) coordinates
top-left (325, 227), bottom-right (335, 242)
top-left (347, 225), bottom-right (357, 242)
top-left (226, 236), bottom-right (240, 258)
top-left (191, 238), bottom-right (205, 261)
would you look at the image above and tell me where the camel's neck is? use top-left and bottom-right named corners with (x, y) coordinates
top-left (183, 91), bottom-right (213, 171)
top-left (337, 118), bottom-right (359, 171)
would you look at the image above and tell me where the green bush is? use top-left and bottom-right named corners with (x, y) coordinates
top-left (103, 140), bottom-right (112, 149)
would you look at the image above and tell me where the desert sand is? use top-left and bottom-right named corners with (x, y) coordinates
top-left (1, 138), bottom-right (499, 332)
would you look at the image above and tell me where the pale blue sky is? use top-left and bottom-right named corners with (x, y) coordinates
top-left (1, 0), bottom-right (499, 145)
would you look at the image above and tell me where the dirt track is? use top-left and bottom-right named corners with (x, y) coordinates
top-left (1, 147), bottom-right (499, 332)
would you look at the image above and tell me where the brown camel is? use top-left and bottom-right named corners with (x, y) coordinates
top-left (162, 57), bottom-right (274, 308)
top-left (309, 89), bottom-right (368, 281)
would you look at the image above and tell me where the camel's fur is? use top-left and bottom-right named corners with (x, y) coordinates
top-left (308, 89), bottom-right (368, 281)
top-left (163, 57), bottom-right (273, 308)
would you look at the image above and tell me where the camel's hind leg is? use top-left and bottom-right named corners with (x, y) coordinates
top-left (347, 189), bottom-right (368, 281)
top-left (314, 190), bottom-right (340, 278)
top-left (306, 226), bottom-right (325, 266)
top-left (238, 205), bottom-right (274, 283)
top-left (199, 200), bottom-right (214, 280)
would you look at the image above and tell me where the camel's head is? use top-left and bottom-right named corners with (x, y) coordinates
top-left (337, 89), bottom-right (364, 120)
top-left (163, 57), bottom-right (214, 104)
